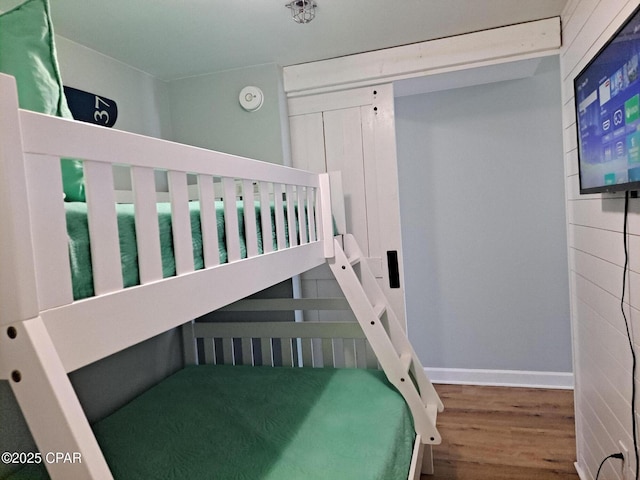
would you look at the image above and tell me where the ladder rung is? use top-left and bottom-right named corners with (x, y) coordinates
top-left (373, 303), bottom-right (386, 319)
top-left (400, 353), bottom-right (412, 373)
top-left (348, 253), bottom-right (361, 266)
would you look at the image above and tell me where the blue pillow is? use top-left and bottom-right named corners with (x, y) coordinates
top-left (0, 0), bottom-right (85, 201)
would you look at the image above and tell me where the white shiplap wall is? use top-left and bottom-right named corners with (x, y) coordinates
top-left (561, 1), bottom-right (640, 478)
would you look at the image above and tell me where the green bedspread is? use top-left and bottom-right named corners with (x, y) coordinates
top-left (66, 201), bottom-right (284, 300)
top-left (9, 366), bottom-right (415, 480)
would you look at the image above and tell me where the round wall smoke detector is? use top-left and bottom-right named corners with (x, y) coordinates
top-left (239, 86), bottom-right (264, 112)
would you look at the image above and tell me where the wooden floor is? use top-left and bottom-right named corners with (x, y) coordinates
top-left (423, 384), bottom-right (579, 480)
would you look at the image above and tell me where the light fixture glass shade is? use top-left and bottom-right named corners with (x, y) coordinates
top-left (285, 0), bottom-right (317, 24)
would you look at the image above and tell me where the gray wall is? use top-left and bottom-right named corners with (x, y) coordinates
top-left (56, 36), bottom-right (173, 140)
top-left (395, 56), bottom-right (572, 374)
top-left (166, 63), bottom-right (290, 165)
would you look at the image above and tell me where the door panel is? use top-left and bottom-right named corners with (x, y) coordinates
top-left (288, 84), bottom-right (407, 329)
top-left (288, 113), bottom-right (325, 173)
top-left (323, 107), bottom-right (369, 257)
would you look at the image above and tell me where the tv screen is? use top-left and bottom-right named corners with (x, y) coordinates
top-left (575, 5), bottom-right (640, 194)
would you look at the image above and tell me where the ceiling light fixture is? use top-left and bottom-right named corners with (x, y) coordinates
top-left (285, 0), bottom-right (317, 24)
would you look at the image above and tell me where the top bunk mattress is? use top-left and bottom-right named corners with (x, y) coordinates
top-left (8, 365), bottom-right (415, 480)
top-left (66, 200), bottom-right (299, 300)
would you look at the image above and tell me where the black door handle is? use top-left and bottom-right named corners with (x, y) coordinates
top-left (387, 251), bottom-right (400, 289)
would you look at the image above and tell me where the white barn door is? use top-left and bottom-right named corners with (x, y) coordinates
top-left (288, 84), bottom-right (407, 329)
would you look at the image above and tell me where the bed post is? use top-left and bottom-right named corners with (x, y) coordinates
top-left (0, 317), bottom-right (113, 479)
top-left (318, 172), bottom-right (334, 258)
top-left (327, 171), bottom-right (346, 235)
top-left (0, 73), bottom-right (39, 326)
top-left (0, 73), bottom-right (113, 479)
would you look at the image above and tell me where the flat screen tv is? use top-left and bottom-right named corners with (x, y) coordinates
top-left (575, 5), bottom-right (640, 194)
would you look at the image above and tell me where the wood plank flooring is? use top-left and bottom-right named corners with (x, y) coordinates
top-left (423, 384), bottom-right (579, 480)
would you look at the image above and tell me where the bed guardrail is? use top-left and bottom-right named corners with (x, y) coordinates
top-left (22, 114), bottom-right (327, 303)
top-left (186, 320), bottom-right (378, 369)
top-left (0, 72), bottom-right (336, 371)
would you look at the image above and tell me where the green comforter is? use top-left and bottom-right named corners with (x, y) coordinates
top-left (66, 201), bottom-right (285, 300)
top-left (8, 366), bottom-right (415, 480)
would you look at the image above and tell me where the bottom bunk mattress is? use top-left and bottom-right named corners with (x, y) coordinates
top-left (9, 366), bottom-right (415, 480)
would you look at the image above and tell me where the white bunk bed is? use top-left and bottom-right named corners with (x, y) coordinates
top-left (0, 66), bottom-right (442, 479)
top-left (1, 2), bottom-right (444, 477)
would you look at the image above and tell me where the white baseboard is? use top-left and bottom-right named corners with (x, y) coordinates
top-left (574, 462), bottom-right (587, 480)
top-left (424, 367), bottom-right (574, 390)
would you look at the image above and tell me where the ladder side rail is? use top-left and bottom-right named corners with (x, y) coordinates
top-left (342, 235), bottom-right (443, 411)
top-left (329, 239), bottom-right (441, 444)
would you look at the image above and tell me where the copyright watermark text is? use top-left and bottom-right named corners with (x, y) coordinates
top-left (1, 451), bottom-right (82, 465)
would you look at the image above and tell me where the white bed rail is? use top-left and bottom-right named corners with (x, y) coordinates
top-left (23, 114), bottom-right (326, 307)
top-left (185, 320), bottom-right (378, 369)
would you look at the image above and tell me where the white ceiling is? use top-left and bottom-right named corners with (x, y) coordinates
top-left (44, 0), bottom-right (567, 82)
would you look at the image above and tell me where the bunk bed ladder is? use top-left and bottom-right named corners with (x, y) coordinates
top-left (328, 234), bottom-right (444, 476)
